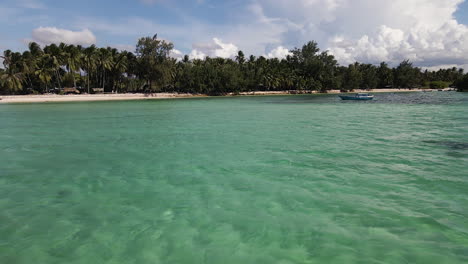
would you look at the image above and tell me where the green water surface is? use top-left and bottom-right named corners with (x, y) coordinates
top-left (1, 92), bottom-right (468, 263)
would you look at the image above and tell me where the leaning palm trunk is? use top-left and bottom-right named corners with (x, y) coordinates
top-left (79, 70), bottom-right (83, 89)
top-left (26, 74), bottom-right (33, 89)
top-left (73, 71), bottom-right (76, 88)
top-left (95, 69), bottom-right (98, 90)
top-left (55, 69), bottom-right (62, 89)
top-left (103, 71), bottom-right (106, 91)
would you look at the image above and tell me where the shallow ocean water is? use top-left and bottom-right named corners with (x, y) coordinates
top-left (1, 92), bottom-right (467, 263)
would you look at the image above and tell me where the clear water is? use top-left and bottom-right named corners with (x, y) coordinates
top-left (1, 92), bottom-right (467, 264)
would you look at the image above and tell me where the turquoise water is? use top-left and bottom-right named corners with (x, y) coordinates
top-left (1, 92), bottom-right (467, 263)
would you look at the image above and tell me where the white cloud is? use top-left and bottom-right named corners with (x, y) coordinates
top-left (189, 49), bottom-right (206, 60)
top-left (266, 46), bottom-right (292, 59)
top-left (170, 48), bottom-right (184, 60)
top-left (220, 3), bottom-right (300, 56)
top-left (21, 0), bottom-right (467, 70)
top-left (327, 18), bottom-right (468, 67)
top-left (212, 38), bottom-right (238, 58)
top-left (244, 0), bottom-right (468, 68)
top-left (31, 27), bottom-right (96, 46)
top-left (72, 9), bottom-right (289, 58)
top-left (191, 38), bottom-right (239, 59)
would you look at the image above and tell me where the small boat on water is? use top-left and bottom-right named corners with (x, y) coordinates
top-left (339, 93), bottom-right (374, 100)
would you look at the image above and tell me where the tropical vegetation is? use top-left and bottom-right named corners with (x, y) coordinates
top-left (1, 35), bottom-right (467, 95)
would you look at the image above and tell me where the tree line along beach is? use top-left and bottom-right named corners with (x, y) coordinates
top-left (1, 36), bottom-right (468, 100)
top-left (0, 88), bottom-right (458, 104)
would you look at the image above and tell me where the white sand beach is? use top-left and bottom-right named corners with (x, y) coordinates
top-left (0, 93), bottom-right (201, 104)
top-left (0, 89), bottom-right (454, 104)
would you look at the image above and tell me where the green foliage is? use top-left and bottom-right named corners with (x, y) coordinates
top-left (0, 38), bottom-right (465, 95)
top-left (0, 50), bottom-right (24, 93)
top-left (394, 60), bottom-right (422, 88)
top-left (429, 81), bottom-right (450, 89)
top-left (136, 35), bottom-right (174, 92)
top-left (360, 64), bottom-right (378, 89)
top-left (377, 62), bottom-right (393, 87)
top-left (454, 74), bottom-right (468, 92)
top-left (343, 63), bottom-right (362, 91)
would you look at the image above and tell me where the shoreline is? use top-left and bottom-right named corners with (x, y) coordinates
top-left (0, 93), bottom-right (203, 104)
top-left (0, 88), bottom-right (454, 104)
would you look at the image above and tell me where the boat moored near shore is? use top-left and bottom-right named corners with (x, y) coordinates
top-left (339, 93), bottom-right (374, 100)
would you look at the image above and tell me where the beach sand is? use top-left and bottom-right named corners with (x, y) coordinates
top-left (0, 88), bottom-right (452, 104)
top-left (0, 93), bottom-right (200, 104)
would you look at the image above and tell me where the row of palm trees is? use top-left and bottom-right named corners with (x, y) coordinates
top-left (1, 37), bottom-right (467, 95)
top-left (1, 42), bottom-right (136, 94)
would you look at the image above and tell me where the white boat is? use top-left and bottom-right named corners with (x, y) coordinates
top-left (339, 93), bottom-right (374, 100)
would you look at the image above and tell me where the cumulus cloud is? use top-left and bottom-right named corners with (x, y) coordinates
top-left (31, 27), bottom-right (96, 46)
top-left (212, 38), bottom-right (238, 58)
top-left (324, 1), bottom-right (468, 67)
top-left (189, 49), bottom-right (207, 60)
top-left (170, 48), bottom-right (184, 60)
top-left (266, 46), bottom-right (292, 59)
top-left (47, 0), bottom-right (468, 69)
top-left (191, 38), bottom-right (239, 59)
top-left (250, 0), bottom-right (468, 68)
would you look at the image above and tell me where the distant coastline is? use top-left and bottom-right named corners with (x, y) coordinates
top-left (2, 39), bottom-right (468, 97)
top-left (0, 88), bottom-right (456, 104)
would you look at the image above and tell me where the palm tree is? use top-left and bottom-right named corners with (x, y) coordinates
top-left (83, 45), bottom-right (97, 93)
top-left (109, 49), bottom-right (128, 93)
top-left (19, 51), bottom-right (36, 89)
top-left (43, 43), bottom-right (64, 89)
top-left (96, 48), bottom-right (114, 91)
top-left (64, 44), bottom-right (82, 88)
top-left (235, 50), bottom-right (245, 65)
top-left (28, 42), bottom-right (43, 57)
top-left (0, 50), bottom-right (25, 93)
top-left (34, 54), bottom-right (55, 92)
top-left (0, 71), bottom-right (24, 93)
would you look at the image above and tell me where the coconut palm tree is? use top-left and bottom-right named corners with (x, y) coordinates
top-left (34, 54), bottom-right (55, 93)
top-left (0, 50), bottom-right (25, 93)
top-left (0, 70), bottom-right (24, 93)
top-left (28, 42), bottom-right (43, 59)
top-left (82, 45), bottom-right (97, 93)
top-left (110, 50), bottom-right (128, 93)
top-left (235, 50), bottom-right (245, 65)
top-left (19, 51), bottom-right (36, 89)
top-left (64, 44), bottom-right (82, 88)
top-left (96, 47), bottom-right (114, 91)
top-left (43, 43), bottom-right (64, 89)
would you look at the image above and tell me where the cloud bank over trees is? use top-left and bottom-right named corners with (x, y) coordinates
top-left (2, 0), bottom-right (468, 69)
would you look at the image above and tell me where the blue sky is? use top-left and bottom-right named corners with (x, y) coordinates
top-left (1, 0), bottom-right (468, 69)
top-left (456, 0), bottom-right (468, 23)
